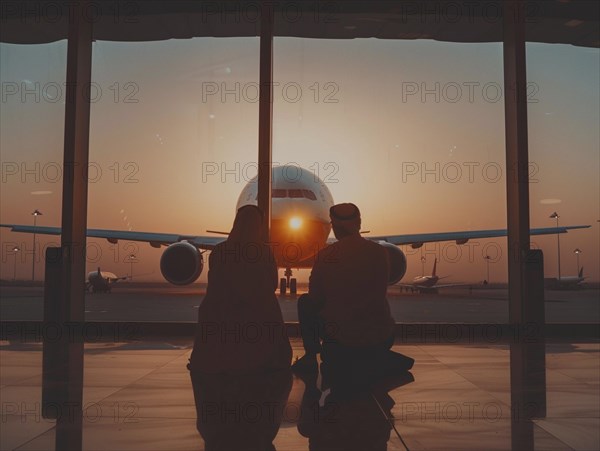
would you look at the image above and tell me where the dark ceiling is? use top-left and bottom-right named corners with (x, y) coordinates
top-left (1, 1), bottom-right (598, 47)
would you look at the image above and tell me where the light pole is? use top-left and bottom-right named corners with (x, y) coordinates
top-left (484, 255), bottom-right (491, 284)
top-left (128, 254), bottom-right (137, 280)
top-left (31, 209), bottom-right (42, 282)
top-left (12, 246), bottom-right (20, 281)
top-left (420, 248), bottom-right (426, 276)
top-left (550, 212), bottom-right (561, 280)
top-left (574, 248), bottom-right (582, 275)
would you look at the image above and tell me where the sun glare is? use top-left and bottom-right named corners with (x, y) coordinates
top-left (289, 217), bottom-right (303, 230)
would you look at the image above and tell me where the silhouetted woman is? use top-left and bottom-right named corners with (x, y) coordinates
top-left (188, 205), bottom-right (292, 449)
top-left (189, 204), bottom-right (292, 372)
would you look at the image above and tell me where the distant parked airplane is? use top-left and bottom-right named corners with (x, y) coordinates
top-left (398, 258), bottom-right (470, 292)
top-left (544, 267), bottom-right (586, 290)
top-left (86, 267), bottom-right (128, 293)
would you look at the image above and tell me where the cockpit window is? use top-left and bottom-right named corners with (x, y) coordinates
top-left (255, 188), bottom-right (317, 200)
top-left (303, 189), bottom-right (317, 200)
top-left (256, 188), bottom-right (291, 200)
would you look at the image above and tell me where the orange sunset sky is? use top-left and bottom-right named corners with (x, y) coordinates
top-left (1, 37), bottom-right (598, 283)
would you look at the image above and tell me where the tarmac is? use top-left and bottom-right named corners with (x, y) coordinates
top-left (1, 283), bottom-right (599, 324)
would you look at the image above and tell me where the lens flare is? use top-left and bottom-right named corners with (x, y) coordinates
top-left (289, 217), bottom-right (302, 230)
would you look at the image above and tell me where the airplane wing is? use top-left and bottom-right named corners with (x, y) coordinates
top-left (2, 224), bottom-right (590, 250)
top-left (366, 225), bottom-right (590, 246)
top-left (0, 224), bottom-right (225, 251)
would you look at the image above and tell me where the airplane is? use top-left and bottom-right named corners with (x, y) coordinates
top-left (397, 258), bottom-right (470, 293)
top-left (1, 165), bottom-right (591, 295)
top-left (86, 267), bottom-right (129, 293)
top-left (544, 267), bottom-right (586, 290)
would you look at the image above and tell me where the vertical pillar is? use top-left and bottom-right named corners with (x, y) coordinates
top-left (503, 0), bottom-right (530, 322)
top-left (510, 250), bottom-right (547, 450)
top-left (257, 2), bottom-right (274, 241)
top-left (42, 247), bottom-right (64, 419)
top-left (57, 1), bottom-right (93, 449)
top-left (504, 3), bottom-right (547, 449)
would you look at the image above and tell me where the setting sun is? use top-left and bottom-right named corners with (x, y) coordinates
top-left (289, 216), bottom-right (303, 230)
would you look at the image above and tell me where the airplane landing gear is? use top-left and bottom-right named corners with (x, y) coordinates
top-left (279, 268), bottom-right (297, 295)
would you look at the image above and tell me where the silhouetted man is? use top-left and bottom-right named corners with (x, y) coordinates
top-left (292, 203), bottom-right (396, 372)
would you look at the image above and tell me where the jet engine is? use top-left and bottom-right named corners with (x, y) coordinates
top-left (160, 241), bottom-right (204, 285)
top-left (378, 241), bottom-right (407, 285)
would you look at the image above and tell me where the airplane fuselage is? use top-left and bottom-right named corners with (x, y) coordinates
top-left (544, 276), bottom-right (585, 289)
top-left (411, 275), bottom-right (439, 288)
top-left (235, 166), bottom-right (334, 269)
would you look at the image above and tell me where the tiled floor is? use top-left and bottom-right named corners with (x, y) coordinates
top-left (1, 340), bottom-right (598, 450)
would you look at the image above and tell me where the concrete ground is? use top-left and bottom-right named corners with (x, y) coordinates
top-left (1, 338), bottom-right (598, 450)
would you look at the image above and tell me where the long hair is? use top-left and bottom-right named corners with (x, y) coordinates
top-left (226, 204), bottom-right (264, 246)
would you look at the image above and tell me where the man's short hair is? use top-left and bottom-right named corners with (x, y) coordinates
top-left (330, 203), bottom-right (361, 223)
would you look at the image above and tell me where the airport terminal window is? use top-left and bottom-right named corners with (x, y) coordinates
top-left (274, 37), bottom-right (512, 323)
top-left (0, 41), bottom-right (67, 286)
top-left (83, 37), bottom-right (260, 292)
top-left (526, 42), bottom-right (599, 324)
top-left (2, 36), bottom-right (596, 326)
